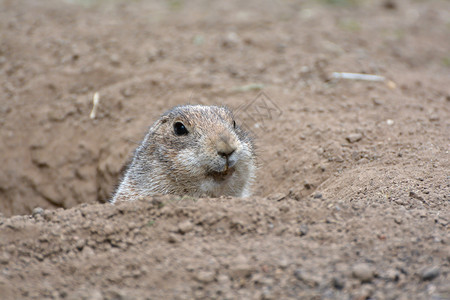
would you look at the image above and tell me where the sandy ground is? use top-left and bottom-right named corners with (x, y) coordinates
top-left (0, 0), bottom-right (449, 298)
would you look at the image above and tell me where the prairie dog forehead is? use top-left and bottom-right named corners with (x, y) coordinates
top-left (168, 105), bottom-right (233, 127)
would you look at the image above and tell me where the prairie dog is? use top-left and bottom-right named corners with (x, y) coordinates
top-left (111, 105), bottom-right (256, 203)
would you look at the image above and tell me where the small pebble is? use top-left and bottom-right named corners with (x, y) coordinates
top-left (394, 217), bottom-right (403, 225)
top-left (299, 224), bottom-right (309, 236)
top-left (0, 252), bottom-right (10, 265)
top-left (230, 256), bottom-right (253, 278)
top-left (383, 0), bottom-right (397, 10)
top-left (293, 269), bottom-right (320, 287)
top-left (34, 253), bottom-right (44, 261)
top-left (194, 270), bottom-right (216, 283)
top-left (109, 54), bottom-right (120, 66)
top-left (332, 276), bottom-right (345, 290)
top-left (178, 220), bottom-right (194, 234)
top-left (372, 98), bottom-right (383, 106)
top-left (346, 133), bottom-right (363, 143)
top-left (167, 233), bottom-right (180, 244)
top-left (88, 289), bottom-right (103, 300)
top-left (279, 205), bottom-right (289, 212)
top-left (313, 193), bottom-right (322, 199)
top-left (420, 266), bottom-right (440, 281)
top-left (222, 32), bottom-right (240, 48)
top-left (352, 263), bottom-right (374, 283)
top-left (75, 239), bottom-right (85, 251)
top-left (429, 115), bottom-right (439, 122)
top-left (384, 268), bottom-right (400, 282)
top-left (261, 287), bottom-right (274, 300)
top-left (354, 285), bottom-right (374, 299)
top-left (409, 191), bottom-right (424, 201)
top-left (81, 246), bottom-right (95, 258)
top-left (217, 274), bottom-right (230, 285)
top-left (278, 257), bottom-right (289, 269)
top-left (103, 224), bottom-right (115, 235)
top-left (32, 207), bottom-right (44, 217)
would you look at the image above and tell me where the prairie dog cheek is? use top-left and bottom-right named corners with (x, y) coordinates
top-left (175, 148), bottom-right (209, 176)
top-left (176, 148), bottom-right (196, 171)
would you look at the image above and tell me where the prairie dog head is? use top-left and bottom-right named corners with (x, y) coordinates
top-left (114, 105), bottom-right (256, 201)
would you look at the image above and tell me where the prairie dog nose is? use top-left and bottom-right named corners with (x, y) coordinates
top-left (216, 134), bottom-right (236, 158)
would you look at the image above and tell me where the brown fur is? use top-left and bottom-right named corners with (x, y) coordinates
top-left (111, 105), bottom-right (256, 203)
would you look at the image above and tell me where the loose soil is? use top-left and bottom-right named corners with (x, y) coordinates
top-left (0, 0), bottom-right (449, 299)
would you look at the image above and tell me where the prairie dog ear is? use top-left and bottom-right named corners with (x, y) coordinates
top-left (148, 115), bottom-right (169, 134)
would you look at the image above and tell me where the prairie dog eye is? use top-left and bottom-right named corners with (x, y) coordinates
top-left (232, 120), bottom-right (236, 129)
top-left (173, 122), bottom-right (189, 136)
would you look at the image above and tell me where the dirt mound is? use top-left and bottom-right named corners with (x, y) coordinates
top-left (0, 0), bottom-right (449, 298)
top-left (1, 195), bottom-right (448, 299)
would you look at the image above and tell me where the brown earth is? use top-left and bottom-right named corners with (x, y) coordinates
top-left (0, 0), bottom-right (449, 299)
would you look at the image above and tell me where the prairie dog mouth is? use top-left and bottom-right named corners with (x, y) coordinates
top-left (208, 167), bottom-right (235, 182)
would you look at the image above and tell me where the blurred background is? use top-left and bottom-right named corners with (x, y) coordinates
top-left (0, 0), bottom-right (449, 216)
